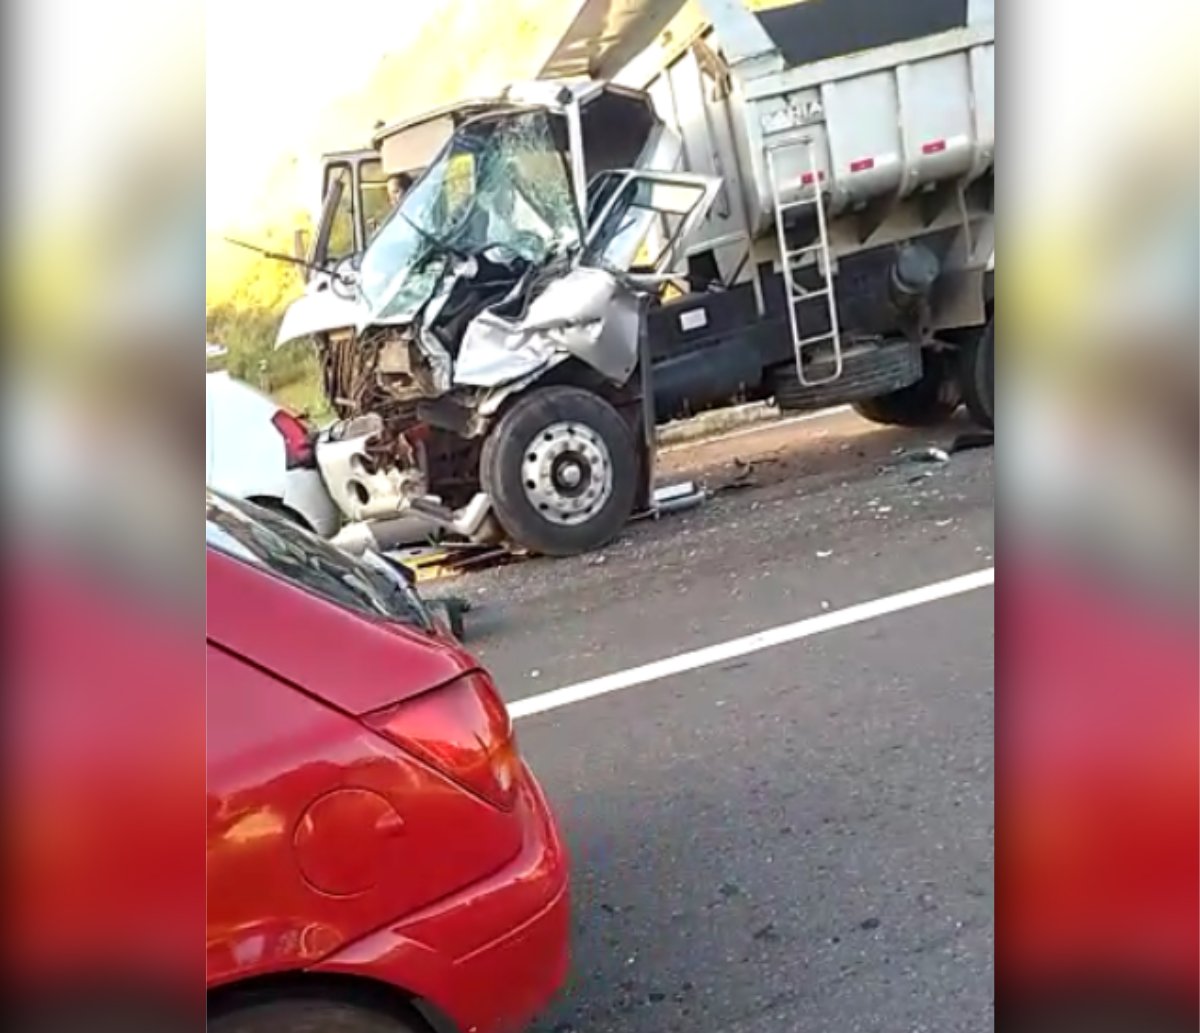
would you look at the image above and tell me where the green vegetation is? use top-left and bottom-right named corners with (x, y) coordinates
top-left (206, 208), bottom-right (334, 418)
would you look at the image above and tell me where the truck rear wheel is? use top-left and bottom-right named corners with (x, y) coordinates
top-left (957, 318), bottom-right (995, 429)
top-left (852, 349), bottom-right (961, 427)
top-left (769, 339), bottom-right (923, 412)
top-left (480, 386), bottom-right (638, 557)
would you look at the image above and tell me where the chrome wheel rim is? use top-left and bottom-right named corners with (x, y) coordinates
top-left (520, 422), bottom-right (613, 525)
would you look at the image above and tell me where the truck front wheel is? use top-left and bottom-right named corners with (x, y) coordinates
top-left (480, 386), bottom-right (638, 557)
top-left (852, 350), bottom-right (961, 427)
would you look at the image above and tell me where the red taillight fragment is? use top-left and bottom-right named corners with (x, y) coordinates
top-left (362, 673), bottom-right (519, 811)
top-left (271, 410), bottom-right (315, 469)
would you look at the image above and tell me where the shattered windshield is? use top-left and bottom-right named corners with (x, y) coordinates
top-left (358, 109), bottom-right (582, 322)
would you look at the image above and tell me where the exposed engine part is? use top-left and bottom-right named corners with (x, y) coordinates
top-left (416, 397), bottom-right (476, 438)
top-left (318, 327), bottom-right (443, 483)
top-left (323, 327), bottom-right (439, 417)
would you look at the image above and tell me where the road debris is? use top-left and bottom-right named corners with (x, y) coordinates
top-left (950, 430), bottom-right (995, 454)
top-left (904, 446), bottom-right (951, 464)
top-left (391, 542), bottom-right (516, 582)
top-left (651, 481), bottom-right (707, 516)
top-left (720, 454), bottom-right (782, 491)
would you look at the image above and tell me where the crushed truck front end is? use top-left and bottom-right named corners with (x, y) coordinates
top-left (275, 84), bottom-right (719, 557)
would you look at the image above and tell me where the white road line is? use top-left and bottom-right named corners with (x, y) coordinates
top-left (659, 405), bottom-right (852, 454)
top-left (508, 567), bottom-right (994, 720)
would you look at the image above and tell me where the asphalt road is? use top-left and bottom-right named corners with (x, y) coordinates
top-left (440, 409), bottom-right (995, 1033)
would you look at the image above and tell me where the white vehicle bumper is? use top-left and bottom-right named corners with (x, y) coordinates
top-left (282, 467), bottom-right (341, 538)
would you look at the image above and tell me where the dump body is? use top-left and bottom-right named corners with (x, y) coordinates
top-left (609, 0), bottom-right (994, 276)
top-left (539, 0), bottom-right (996, 422)
top-left (637, 0), bottom-right (993, 238)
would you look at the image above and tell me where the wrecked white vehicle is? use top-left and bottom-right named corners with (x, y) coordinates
top-left (277, 82), bottom-right (717, 556)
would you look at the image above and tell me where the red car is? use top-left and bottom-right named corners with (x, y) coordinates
top-left (206, 491), bottom-right (569, 1033)
top-left (1002, 554), bottom-right (1198, 1030)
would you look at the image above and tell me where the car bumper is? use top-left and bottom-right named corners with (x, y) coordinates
top-left (312, 765), bottom-right (570, 1033)
top-left (283, 467), bottom-right (340, 538)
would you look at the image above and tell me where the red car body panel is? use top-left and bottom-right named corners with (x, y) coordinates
top-left (207, 547), bottom-right (478, 713)
top-left (1002, 556), bottom-right (1199, 1015)
top-left (8, 557), bottom-right (205, 1002)
top-left (312, 768), bottom-right (570, 1033)
top-left (205, 522), bottom-right (569, 1033)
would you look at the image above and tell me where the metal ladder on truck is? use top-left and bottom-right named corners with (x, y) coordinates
top-left (765, 136), bottom-right (842, 386)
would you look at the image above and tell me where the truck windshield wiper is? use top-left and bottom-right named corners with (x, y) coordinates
top-left (223, 237), bottom-right (355, 286)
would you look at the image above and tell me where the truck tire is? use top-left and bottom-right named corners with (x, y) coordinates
top-left (480, 386), bottom-right (638, 557)
top-left (210, 998), bottom-right (424, 1033)
top-left (852, 349), bottom-right (961, 427)
top-left (768, 339), bottom-right (923, 412)
top-left (957, 318), bottom-right (994, 430)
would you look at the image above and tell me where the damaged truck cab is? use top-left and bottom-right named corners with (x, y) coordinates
top-left (278, 81), bottom-right (718, 556)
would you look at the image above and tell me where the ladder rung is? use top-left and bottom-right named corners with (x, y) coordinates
top-left (777, 198), bottom-right (819, 213)
top-left (798, 333), bottom-right (837, 347)
top-left (785, 245), bottom-right (824, 262)
top-left (790, 287), bottom-right (830, 303)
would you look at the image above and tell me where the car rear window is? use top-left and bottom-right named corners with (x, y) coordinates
top-left (205, 492), bottom-right (431, 631)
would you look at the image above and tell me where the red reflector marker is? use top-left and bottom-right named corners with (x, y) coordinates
top-left (922, 139), bottom-right (947, 155)
top-left (800, 170), bottom-right (826, 186)
top-left (849, 157), bottom-right (875, 173)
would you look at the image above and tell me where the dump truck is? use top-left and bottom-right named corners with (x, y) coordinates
top-left (277, 0), bottom-right (995, 557)
top-left (551, 0), bottom-right (996, 429)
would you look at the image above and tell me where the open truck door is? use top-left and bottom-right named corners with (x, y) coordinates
top-left (302, 149), bottom-right (393, 277)
top-left (582, 169), bottom-right (721, 281)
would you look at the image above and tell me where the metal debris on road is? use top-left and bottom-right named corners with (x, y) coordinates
top-left (654, 481), bottom-right (706, 507)
top-left (635, 481), bottom-right (709, 518)
top-left (904, 446), bottom-right (951, 464)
